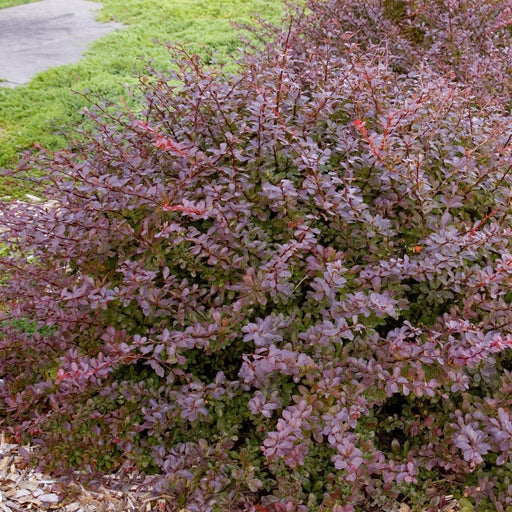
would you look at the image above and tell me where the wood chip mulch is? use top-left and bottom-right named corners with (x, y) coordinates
top-left (0, 433), bottom-right (181, 511)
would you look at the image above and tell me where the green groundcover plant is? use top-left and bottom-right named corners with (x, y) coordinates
top-left (0, 0), bottom-right (39, 8)
top-left (0, 0), bottom-right (282, 189)
top-left (1, 0), bottom-right (512, 510)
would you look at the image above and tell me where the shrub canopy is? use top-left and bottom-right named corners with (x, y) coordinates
top-left (2, 0), bottom-right (512, 510)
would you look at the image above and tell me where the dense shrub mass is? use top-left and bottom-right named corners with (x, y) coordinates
top-left (2, 0), bottom-right (512, 510)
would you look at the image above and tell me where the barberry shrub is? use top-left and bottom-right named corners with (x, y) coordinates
top-left (1, 0), bottom-right (512, 510)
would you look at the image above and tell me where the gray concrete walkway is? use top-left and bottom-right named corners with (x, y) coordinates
top-left (0, 0), bottom-right (122, 87)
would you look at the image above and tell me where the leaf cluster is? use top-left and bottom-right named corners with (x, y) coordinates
top-left (2, 0), bottom-right (512, 510)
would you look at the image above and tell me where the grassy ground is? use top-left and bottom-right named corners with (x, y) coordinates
top-left (0, 0), bottom-right (39, 8)
top-left (0, 0), bottom-right (282, 196)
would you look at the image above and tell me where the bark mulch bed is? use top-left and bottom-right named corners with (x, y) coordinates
top-left (0, 432), bottom-right (180, 511)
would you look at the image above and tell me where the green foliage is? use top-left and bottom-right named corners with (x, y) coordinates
top-left (382, 0), bottom-right (407, 21)
top-left (0, 0), bottom-right (39, 8)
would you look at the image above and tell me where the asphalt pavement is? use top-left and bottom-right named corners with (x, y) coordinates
top-left (0, 0), bottom-right (122, 87)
